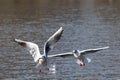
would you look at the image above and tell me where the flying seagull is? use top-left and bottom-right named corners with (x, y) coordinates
top-left (14, 27), bottom-right (109, 72)
top-left (48, 46), bottom-right (109, 66)
top-left (14, 27), bottom-right (63, 72)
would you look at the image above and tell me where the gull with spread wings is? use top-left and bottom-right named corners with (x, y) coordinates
top-left (48, 46), bottom-right (109, 67)
top-left (14, 27), bottom-right (109, 73)
top-left (14, 27), bottom-right (63, 72)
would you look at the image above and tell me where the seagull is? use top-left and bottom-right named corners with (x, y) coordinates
top-left (14, 27), bottom-right (63, 72)
top-left (48, 46), bottom-right (109, 67)
top-left (14, 27), bottom-right (109, 72)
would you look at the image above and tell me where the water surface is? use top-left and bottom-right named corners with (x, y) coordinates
top-left (0, 0), bottom-right (120, 80)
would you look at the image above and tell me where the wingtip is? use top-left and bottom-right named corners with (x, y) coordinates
top-left (14, 38), bottom-right (20, 42)
top-left (14, 38), bottom-right (18, 42)
top-left (104, 46), bottom-right (109, 49)
top-left (60, 27), bottom-right (63, 29)
top-left (14, 38), bottom-right (25, 43)
top-left (99, 46), bottom-right (109, 50)
top-left (60, 27), bottom-right (63, 30)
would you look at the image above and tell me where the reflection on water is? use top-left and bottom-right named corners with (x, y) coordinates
top-left (48, 64), bottom-right (56, 74)
top-left (0, 0), bottom-right (120, 80)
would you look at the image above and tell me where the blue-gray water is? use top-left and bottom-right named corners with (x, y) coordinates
top-left (0, 0), bottom-right (120, 80)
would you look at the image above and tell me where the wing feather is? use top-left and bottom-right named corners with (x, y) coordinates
top-left (48, 52), bottom-right (73, 58)
top-left (14, 39), bottom-right (42, 62)
top-left (79, 46), bottom-right (109, 54)
top-left (44, 27), bottom-right (63, 57)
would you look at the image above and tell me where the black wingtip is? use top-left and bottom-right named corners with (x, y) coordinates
top-left (14, 39), bottom-right (26, 47)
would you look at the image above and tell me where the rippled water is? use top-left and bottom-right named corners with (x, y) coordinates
top-left (0, 0), bottom-right (120, 80)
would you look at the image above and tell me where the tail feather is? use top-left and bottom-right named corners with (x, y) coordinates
top-left (76, 59), bottom-right (83, 65)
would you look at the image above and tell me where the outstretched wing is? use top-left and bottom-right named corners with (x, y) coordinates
top-left (48, 52), bottom-right (73, 58)
top-left (50, 46), bottom-right (109, 58)
top-left (44, 27), bottom-right (63, 57)
top-left (79, 46), bottom-right (109, 55)
top-left (14, 39), bottom-right (42, 62)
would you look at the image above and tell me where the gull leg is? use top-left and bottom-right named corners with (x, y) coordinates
top-left (80, 63), bottom-right (85, 66)
top-left (46, 67), bottom-right (50, 71)
top-left (39, 69), bottom-right (42, 73)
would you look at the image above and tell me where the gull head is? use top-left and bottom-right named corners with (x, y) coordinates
top-left (73, 50), bottom-right (85, 67)
top-left (38, 56), bottom-right (47, 65)
top-left (39, 58), bottom-right (45, 65)
top-left (72, 50), bottom-right (77, 53)
top-left (72, 50), bottom-right (81, 57)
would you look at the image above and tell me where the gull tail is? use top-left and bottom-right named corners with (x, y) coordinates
top-left (75, 59), bottom-right (85, 66)
top-left (76, 59), bottom-right (81, 65)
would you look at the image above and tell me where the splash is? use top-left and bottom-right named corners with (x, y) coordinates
top-left (49, 64), bottom-right (56, 74)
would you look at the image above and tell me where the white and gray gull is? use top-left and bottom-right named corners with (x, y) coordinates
top-left (14, 27), bottom-right (63, 72)
top-left (48, 47), bottom-right (109, 67)
top-left (14, 27), bottom-right (109, 72)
